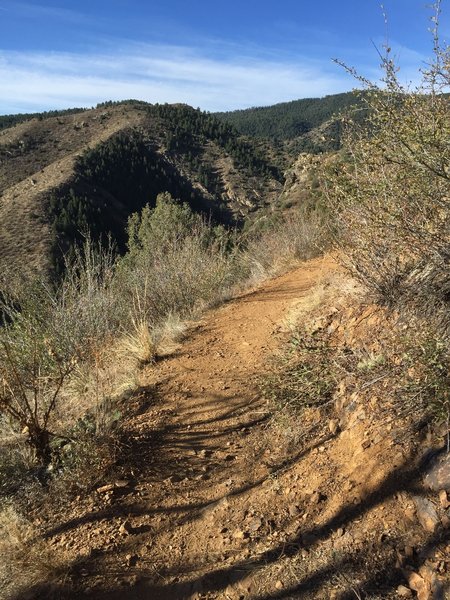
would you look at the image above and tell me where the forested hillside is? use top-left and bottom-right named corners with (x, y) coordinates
top-left (0, 107), bottom-right (87, 132)
top-left (214, 92), bottom-right (359, 139)
top-left (0, 101), bottom-right (282, 277)
top-left (215, 91), bottom-right (364, 153)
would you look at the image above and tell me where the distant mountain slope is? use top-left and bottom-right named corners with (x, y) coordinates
top-left (0, 101), bottom-right (282, 278)
top-left (0, 107), bottom-right (88, 132)
top-left (214, 91), bottom-right (363, 153)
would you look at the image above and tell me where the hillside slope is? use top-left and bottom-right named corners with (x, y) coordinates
top-left (214, 92), bottom-right (364, 154)
top-left (27, 256), bottom-right (449, 600)
top-left (0, 102), bottom-right (282, 277)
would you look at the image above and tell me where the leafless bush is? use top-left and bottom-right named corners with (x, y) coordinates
top-left (0, 237), bottom-right (119, 466)
top-left (325, 2), bottom-right (450, 333)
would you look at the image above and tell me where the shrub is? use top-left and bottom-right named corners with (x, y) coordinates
top-left (324, 2), bottom-right (450, 332)
top-left (241, 207), bottom-right (325, 281)
top-left (117, 193), bottom-right (239, 328)
top-left (0, 238), bottom-right (118, 466)
top-left (263, 327), bottom-right (338, 413)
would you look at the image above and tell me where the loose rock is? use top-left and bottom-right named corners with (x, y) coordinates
top-left (119, 520), bottom-right (133, 535)
top-left (413, 496), bottom-right (439, 533)
top-left (424, 449), bottom-right (450, 491)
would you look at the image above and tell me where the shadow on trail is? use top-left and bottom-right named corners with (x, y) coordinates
top-left (34, 447), bottom-right (447, 600)
top-left (13, 369), bottom-right (449, 600)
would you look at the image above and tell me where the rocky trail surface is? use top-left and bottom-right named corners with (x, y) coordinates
top-left (40, 256), bottom-right (450, 600)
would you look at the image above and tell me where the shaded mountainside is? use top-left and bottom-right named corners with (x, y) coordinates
top-left (215, 91), bottom-right (364, 154)
top-left (0, 101), bottom-right (282, 277)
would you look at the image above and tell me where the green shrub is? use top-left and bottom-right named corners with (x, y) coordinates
top-left (117, 193), bottom-right (239, 328)
top-left (263, 327), bottom-right (338, 413)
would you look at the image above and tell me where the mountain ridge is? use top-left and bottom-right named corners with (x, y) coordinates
top-left (0, 101), bottom-right (283, 278)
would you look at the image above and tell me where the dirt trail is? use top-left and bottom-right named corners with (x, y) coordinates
top-left (44, 253), bottom-right (450, 600)
top-left (49, 256), bottom-right (334, 598)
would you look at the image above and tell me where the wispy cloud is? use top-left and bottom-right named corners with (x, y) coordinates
top-left (0, 1), bottom-right (87, 23)
top-left (1, 30), bottom-right (431, 115)
top-left (0, 43), bottom-right (356, 113)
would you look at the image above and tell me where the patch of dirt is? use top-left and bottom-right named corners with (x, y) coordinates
top-left (32, 256), bottom-right (449, 600)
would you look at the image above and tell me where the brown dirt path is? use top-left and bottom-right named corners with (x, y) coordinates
top-left (51, 255), bottom-right (336, 599)
top-left (44, 253), bottom-right (450, 600)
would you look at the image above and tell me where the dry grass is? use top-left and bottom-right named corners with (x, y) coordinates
top-left (0, 505), bottom-right (67, 600)
top-left (0, 197), bottom-right (327, 597)
top-left (242, 209), bottom-right (326, 285)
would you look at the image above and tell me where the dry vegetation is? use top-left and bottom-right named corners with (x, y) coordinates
top-left (1, 8), bottom-right (449, 599)
top-left (0, 190), bottom-right (324, 598)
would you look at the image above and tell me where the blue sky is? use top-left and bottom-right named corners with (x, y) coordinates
top-left (0, 0), bottom-right (448, 113)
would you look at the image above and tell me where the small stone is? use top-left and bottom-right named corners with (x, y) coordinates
top-left (167, 474), bottom-right (182, 484)
top-left (275, 581), bottom-right (283, 590)
top-left (413, 496), bottom-right (439, 533)
top-left (126, 554), bottom-right (138, 566)
top-left (309, 491), bottom-right (324, 505)
top-left (329, 420), bottom-right (339, 435)
top-left (233, 529), bottom-right (249, 540)
top-left (441, 515), bottom-right (450, 528)
top-left (114, 479), bottom-right (130, 489)
top-left (404, 571), bottom-right (429, 596)
top-left (288, 505), bottom-right (300, 517)
top-left (438, 489), bottom-right (449, 509)
top-left (119, 520), bottom-right (133, 535)
top-left (397, 585), bottom-right (413, 597)
top-left (97, 480), bottom-right (130, 494)
top-left (200, 449), bottom-right (212, 458)
top-left (248, 517), bottom-right (262, 532)
top-left (424, 449), bottom-right (450, 491)
top-left (225, 454), bottom-right (237, 462)
top-left (97, 483), bottom-right (115, 494)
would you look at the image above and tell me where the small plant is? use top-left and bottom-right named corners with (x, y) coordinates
top-left (263, 328), bottom-right (338, 412)
top-left (401, 334), bottom-right (450, 441)
top-left (356, 352), bottom-right (386, 372)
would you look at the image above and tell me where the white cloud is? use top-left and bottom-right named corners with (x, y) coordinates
top-left (0, 43), bottom-right (355, 114)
